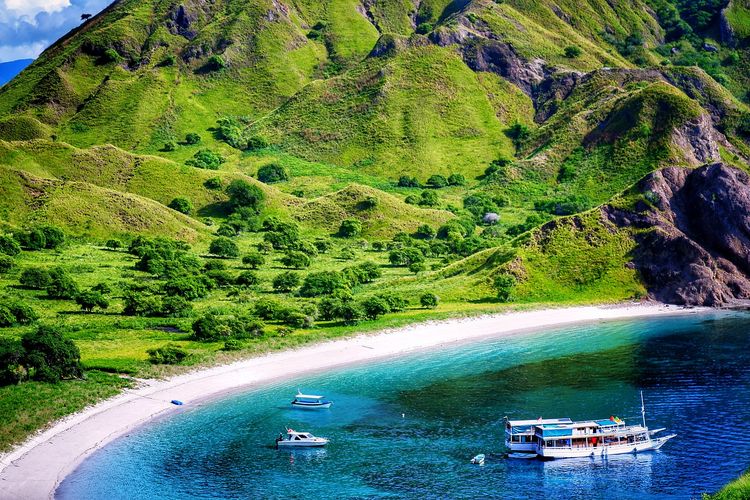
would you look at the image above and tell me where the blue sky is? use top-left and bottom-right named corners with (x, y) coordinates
top-left (0, 0), bottom-right (110, 62)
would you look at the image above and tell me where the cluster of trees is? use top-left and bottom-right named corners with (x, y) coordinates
top-left (0, 300), bottom-right (38, 327)
top-left (186, 149), bottom-right (225, 170)
top-left (397, 173), bottom-right (466, 189)
top-left (18, 266), bottom-right (112, 313)
top-left (216, 117), bottom-right (269, 151)
top-left (0, 226), bottom-right (66, 259)
top-left (192, 311), bottom-right (265, 341)
top-left (0, 325), bottom-right (83, 385)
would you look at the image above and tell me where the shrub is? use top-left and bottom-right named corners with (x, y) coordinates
top-left (416, 22), bottom-right (433, 34)
top-left (242, 251), bottom-right (265, 269)
top-left (46, 268), bottom-right (79, 299)
top-left (360, 196), bottom-right (378, 209)
top-left (5, 301), bottom-right (38, 325)
top-left (494, 274), bottom-right (516, 302)
top-left (186, 149), bottom-right (225, 170)
top-left (204, 55), bottom-right (226, 72)
top-left (415, 224), bottom-right (436, 240)
top-left (447, 173), bottom-right (466, 186)
top-left (236, 271), bottom-right (260, 288)
top-left (185, 133), bottom-right (201, 145)
top-left (163, 275), bottom-right (209, 300)
top-left (280, 309), bottom-right (314, 329)
top-left (76, 290), bottom-right (110, 312)
top-left (101, 48), bottom-right (123, 64)
top-left (426, 175), bottom-right (448, 189)
top-left (280, 251), bottom-right (311, 269)
top-left (0, 235), bottom-right (20, 256)
top-left (398, 175), bottom-right (420, 188)
top-left (0, 255), bottom-right (13, 274)
top-left (564, 45), bottom-right (582, 58)
top-left (377, 292), bottom-right (407, 312)
top-left (22, 325), bottom-right (83, 382)
top-left (147, 344), bottom-right (188, 364)
top-left (163, 141), bottom-right (177, 152)
top-left (92, 282), bottom-right (113, 295)
top-left (254, 298), bottom-right (285, 320)
top-left (122, 292), bottom-right (163, 317)
top-left (464, 194), bottom-right (499, 218)
top-left (361, 296), bottom-right (390, 320)
top-left (168, 197), bottom-right (193, 215)
top-left (222, 339), bottom-right (243, 351)
top-left (313, 238), bottom-right (333, 254)
top-left (273, 271), bottom-right (301, 292)
top-left (408, 262), bottom-right (426, 274)
top-left (159, 55), bottom-right (176, 67)
top-left (204, 177), bottom-right (223, 190)
top-left (300, 271), bottom-right (348, 297)
top-left (20, 267), bottom-right (51, 289)
top-left (420, 292), bottom-right (439, 309)
top-left (505, 122), bottom-right (531, 151)
top-left (246, 135), bottom-right (270, 150)
top-left (161, 296), bottom-right (193, 317)
top-left (339, 302), bottom-right (364, 325)
top-left (105, 239), bottom-right (122, 250)
top-left (0, 305), bottom-right (14, 327)
top-left (318, 297), bottom-right (343, 321)
top-left (419, 190), bottom-right (438, 207)
top-left (257, 164), bottom-right (289, 184)
top-left (209, 237), bottom-right (239, 258)
top-left (388, 247), bottom-right (424, 266)
top-left (338, 219), bottom-right (362, 238)
top-left (226, 179), bottom-right (264, 211)
top-left (16, 228), bottom-right (45, 250)
top-left (405, 195), bottom-right (419, 205)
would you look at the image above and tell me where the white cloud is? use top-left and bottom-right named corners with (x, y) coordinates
top-left (4, 0), bottom-right (71, 18)
top-left (0, 41), bottom-right (47, 60)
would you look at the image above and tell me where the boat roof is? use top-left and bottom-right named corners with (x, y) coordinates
top-left (295, 393), bottom-right (323, 399)
top-left (507, 418), bottom-right (573, 426)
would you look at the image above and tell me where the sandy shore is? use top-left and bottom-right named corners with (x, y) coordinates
top-left (0, 302), bottom-right (707, 499)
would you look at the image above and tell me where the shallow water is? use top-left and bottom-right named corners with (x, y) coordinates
top-left (58, 311), bottom-right (750, 499)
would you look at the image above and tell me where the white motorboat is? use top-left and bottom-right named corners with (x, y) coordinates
top-left (505, 392), bottom-right (676, 459)
top-left (291, 390), bottom-right (332, 409)
top-left (470, 454), bottom-right (485, 465)
top-left (275, 429), bottom-right (329, 448)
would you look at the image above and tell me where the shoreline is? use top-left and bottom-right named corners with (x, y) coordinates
top-left (0, 302), bottom-right (710, 499)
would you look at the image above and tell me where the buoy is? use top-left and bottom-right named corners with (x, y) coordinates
top-left (171, 400), bottom-right (184, 406)
top-left (401, 413), bottom-right (405, 418)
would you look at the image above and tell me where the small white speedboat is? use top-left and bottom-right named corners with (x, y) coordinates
top-left (470, 454), bottom-right (485, 465)
top-left (275, 429), bottom-right (329, 448)
top-left (291, 390), bottom-right (332, 409)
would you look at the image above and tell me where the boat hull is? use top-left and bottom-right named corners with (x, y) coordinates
top-left (291, 402), bottom-right (332, 409)
top-left (537, 435), bottom-right (675, 459)
top-left (277, 441), bottom-right (328, 448)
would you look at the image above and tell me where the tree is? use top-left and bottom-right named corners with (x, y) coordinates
top-left (447, 173), bottom-right (466, 186)
top-left (236, 271), bottom-right (260, 287)
top-left (242, 251), bottom-right (265, 269)
top-left (564, 45), bottom-right (582, 58)
top-left (204, 55), bottom-right (226, 72)
top-left (209, 237), bottom-right (239, 258)
top-left (122, 292), bottom-right (163, 317)
top-left (494, 274), bottom-right (516, 302)
top-left (185, 133), bottom-right (201, 145)
top-left (163, 141), bottom-right (177, 152)
top-left (76, 290), bottom-right (110, 313)
top-left (46, 268), bottom-right (79, 299)
top-left (254, 298), bottom-right (285, 320)
top-left (398, 176), bottom-right (420, 187)
top-left (426, 175), bottom-right (448, 188)
top-left (105, 239), bottom-right (122, 250)
top-left (20, 267), bottom-right (51, 289)
top-left (161, 296), bottom-right (193, 317)
top-left (168, 197), bottom-right (193, 215)
top-left (257, 164), bottom-right (289, 184)
top-left (339, 219), bottom-right (362, 238)
top-left (361, 296), bottom-right (390, 320)
top-left (0, 235), bottom-right (20, 256)
top-left (339, 302), bottom-right (364, 325)
top-left (186, 149), bottom-right (225, 170)
top-left (147, 344), bottom-right (188, 364)
top-left (313, 238), bottom-right (333, 254)
top-left (389, 247), bottom-right (424, 267)
top-left (0, 338), bottom-right (25, 385)
top-left (163, 275), bottom-right (209, 300)
top-left (408, 262), bottom-right (426, 274)
top-left (300, 271), bottom-right (348, 297)
top-left (22, 325), bottom-right (83, 382)
top-left (39, 225), bottom-right (65, 249)
top-left (420, 292), bottom-right (439, 309)
top-left (0, 255), bottom-right (13, 274)
top-left (280, 251), bottom-right (311, 269)
top-left (81, 13), bottom-right (92, 21)
top-left (226, 179), bottom-right (264, 211)
top-left (377, 292), bottom-right (407, 312)
top-left (204, 177), bottom-right (223, 190)
top-left (273, 271), bottom-right (301, 292)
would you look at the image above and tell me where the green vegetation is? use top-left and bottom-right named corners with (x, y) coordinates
top-left (703, 470), bottom-right (750, 499)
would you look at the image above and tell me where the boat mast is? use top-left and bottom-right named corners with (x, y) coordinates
top-left (640, 391), bottom-right (646, 428)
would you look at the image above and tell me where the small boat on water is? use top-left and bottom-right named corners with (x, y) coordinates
top-left (504, 392), bottom-right (676, 459)
top-left (291, 390), bottom-right (332, 409)
top-left (275, 429), bottom-right (329, 448)
top-left (470, 454), bottom-right (485, 465)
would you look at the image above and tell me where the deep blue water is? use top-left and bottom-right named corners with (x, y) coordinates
top-left (58, 311), bottom-right (750, 499)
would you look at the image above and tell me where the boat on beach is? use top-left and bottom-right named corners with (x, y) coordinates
top-left (291, 390), bottom-right (332, 409)
top-left (504, 393), bottom-right (676, 459)
top-left (275, 429), bottom-right (329, 448)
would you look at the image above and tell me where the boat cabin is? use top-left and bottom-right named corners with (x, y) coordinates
top-left (533, 418), bottom-right (649, 451)
top-left (504, 417), bottom-right (572, 451)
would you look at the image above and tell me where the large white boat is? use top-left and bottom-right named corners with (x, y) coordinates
top-left (291, 390), bottom-right (332, 409)
top-left (505, 393), bottom-right (676, 459)
top-left (275, 429), bottom-right (329, 448)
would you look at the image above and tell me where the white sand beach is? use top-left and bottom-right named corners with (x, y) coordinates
top-left (0, 302), bottom-right (707, 499)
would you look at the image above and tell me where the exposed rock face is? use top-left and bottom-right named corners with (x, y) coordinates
top-left (720, 5), bottom-right (737, 48)
top-left (167, 4), bottom-right (199, 40)
top-left (671, 114), bottom-right (721, 165)
top-left (604, 163), bottom-right (750, 306)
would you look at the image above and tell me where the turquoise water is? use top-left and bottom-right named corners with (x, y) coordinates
top-left (58, 312), bottom-right (750, 499)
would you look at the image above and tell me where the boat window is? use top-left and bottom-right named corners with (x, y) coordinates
top-left (294, 436), bottom-right (301, 440)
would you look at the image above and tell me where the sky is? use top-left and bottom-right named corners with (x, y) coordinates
top-left (0, 0), bottom-right (110, 62)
